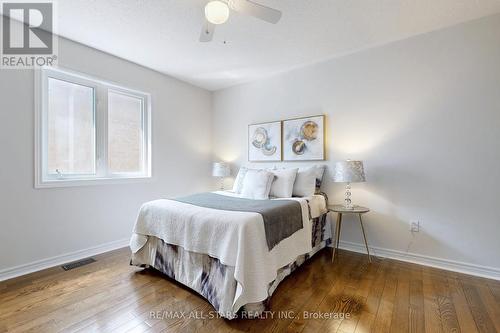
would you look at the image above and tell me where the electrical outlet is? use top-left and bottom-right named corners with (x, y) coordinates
top-left (411, 221), bottom-right (420, 233)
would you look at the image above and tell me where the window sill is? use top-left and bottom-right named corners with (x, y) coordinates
top-left (34, 176), bottom-right (153, 189)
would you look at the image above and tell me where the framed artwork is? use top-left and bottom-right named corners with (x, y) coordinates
top-left (283, 115), bottom-right (325, 161)
top-left (248, 121), bottom-right (282, 162)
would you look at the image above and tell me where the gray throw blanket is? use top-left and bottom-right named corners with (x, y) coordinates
top-left (174, 193), bottom-right (303, 250)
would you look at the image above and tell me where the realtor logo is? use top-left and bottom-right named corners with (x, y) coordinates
top-left (1, 1), bottom-right (57, 68)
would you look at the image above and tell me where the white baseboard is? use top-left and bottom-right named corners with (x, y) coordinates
top-left (0, 238), bottom-right (130, 282)
top-left (338, 240), bottom-right (500, 281)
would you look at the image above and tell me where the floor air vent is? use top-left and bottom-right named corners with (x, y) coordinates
top-left (61, 258), bottom-right (96, 271)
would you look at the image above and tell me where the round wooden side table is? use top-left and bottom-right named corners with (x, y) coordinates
top-left (328, 204), bottom-right (371, 263)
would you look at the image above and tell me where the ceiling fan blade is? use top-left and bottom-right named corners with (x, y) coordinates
top-left (200, 20), bottom-right (215, 42)
top-left (229, 0), bottom-right (282, 24)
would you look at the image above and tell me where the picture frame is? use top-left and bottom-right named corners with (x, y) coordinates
top-left (248, 121), bottom-right (282, 162)
top-left (282, 115), bottom-right (325, 161)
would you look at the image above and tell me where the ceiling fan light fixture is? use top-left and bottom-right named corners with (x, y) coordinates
top-left (205, 0), bottom-right (230, 25)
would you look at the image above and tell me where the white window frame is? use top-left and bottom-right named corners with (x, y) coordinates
top-left (35, 67), bottom-right (152, 188)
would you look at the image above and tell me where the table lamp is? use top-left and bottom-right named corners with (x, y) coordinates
top-left (212, 162), bottom-right (230, 190)
top-left (333, 160), bottom-right (366, 209)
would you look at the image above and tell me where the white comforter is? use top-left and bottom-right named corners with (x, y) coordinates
top-left (130, 191), bottom-right (326, 317)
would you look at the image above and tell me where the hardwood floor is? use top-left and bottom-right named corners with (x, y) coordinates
top-left (1, 248), bottom-right (499, 333)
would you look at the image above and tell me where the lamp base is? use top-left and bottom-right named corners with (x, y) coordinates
top-left (344, 183), bottom-right (353, 209)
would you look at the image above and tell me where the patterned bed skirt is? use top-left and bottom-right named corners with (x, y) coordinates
top-left (130, 213), bottom-right (332, 319)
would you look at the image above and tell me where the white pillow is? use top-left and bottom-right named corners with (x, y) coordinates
top-left (312, 165), bottom-right (326, 193)
top-left (270, 168), bottom-right (298, 198)
top-left (292, 166), bottom-right (317, 197)
top-left (232, 167), bottom-right (248, 193)
top-left (241, 169), bottom-right (275, 200)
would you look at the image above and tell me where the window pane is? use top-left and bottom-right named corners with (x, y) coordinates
top-left (108, 91), bottom-right (144, 173)
top-left (47, 78), bottom-right (95, 175)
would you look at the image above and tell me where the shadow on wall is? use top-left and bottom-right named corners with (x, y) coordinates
top-left (331, 162), bottom-right (478, 265)
top-left (328, 70), bottom-right (500, 266)
top-left (215, 66), bottom-right (500, 267)
top-left (333, 209), bottom-right (446, 261)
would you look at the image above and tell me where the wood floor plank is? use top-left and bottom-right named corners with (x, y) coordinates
top-left (0, 255), bottom-right (134, 321)
top-left (389, 265), bottom-right (410, 333)
top-left (364, 258), bottom-right (391, 316)
top-left (331, 254), bottom-right (373, 333)
top-left (422, 269), bottom-right (444, 333)
top-left (287, 251), bottom-right (363, 333)
top-left (1, 267), bottom-right (152, 331)
top-left (259, 259), bottom-right (319, 333)
top-left (488, 283), bottom-right (500, 304)
top-left (370, 260), bottom-right (398, 333)
top-left (475, 282), bottom-right (500, 332)
top-left (446, 275), bottom-right (479, 333)
top-left (427, 267), bottom-right (462, 333)
top-left (352, 258), bottom-right (391, 333)
top-left (144, 289), bottom-right (210, 332)
top-left (68, 276), bottom-right (174, 332)
top-left (284, 253), bottom-right (345, 333)
top-left (0, 248), bottom-right (129, 299)
top-left (14, 276), bottom-right (159, 332)
top-left (1, 247), bottom-right (499, 333)
top-left (243, 252), bottom-right (322, 333)
top-left (353, 257), bottom-right (383, 300)
top-left (353, 310), bottom-right (375, 333)
top-left (408, 266), bottom-right (425, 333)
top-left (313, 252), bottom-right (365, 333)
top-left (461, 281), bottom-right (497, 333)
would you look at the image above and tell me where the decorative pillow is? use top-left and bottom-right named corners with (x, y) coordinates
top-left (232, 167), bottom-right (248, 193)
top-left (313, 165), bottom-right (326, 193)
top-left (241, 169), bottom-right (275, 200)
top-left (292, 167), bottom-right (317, 197)
top-left (269, 168), bottom-right (298, 198)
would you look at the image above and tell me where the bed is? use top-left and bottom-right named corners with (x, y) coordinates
top-left (129, 190), bottom-right (332, 319)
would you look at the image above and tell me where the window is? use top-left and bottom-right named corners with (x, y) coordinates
top-left (35, 67), bottom-right (151, 188)
top-left (107, 91), bottom-right (144, 174)
top-left (47, 78), bottom-right (95, 176)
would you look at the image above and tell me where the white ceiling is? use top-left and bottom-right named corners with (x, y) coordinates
top-left (50, 0), bottom-right (500, 90)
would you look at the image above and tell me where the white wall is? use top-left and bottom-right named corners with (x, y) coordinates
top-left (213, 14), bottom-right (500, 275)
top-left (0, 36), bottom-right (212, 273)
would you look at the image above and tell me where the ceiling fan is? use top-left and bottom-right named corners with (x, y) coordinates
top-left (200, 0), bottom-right (282, 42)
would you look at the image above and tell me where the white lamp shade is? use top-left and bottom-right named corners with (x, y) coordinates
top-left (212, 162), bottom-right (230, 177)
top-left (333, 160), bottom-right (366, 183)
top-left (205, 1), bottom-right (230, 25)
